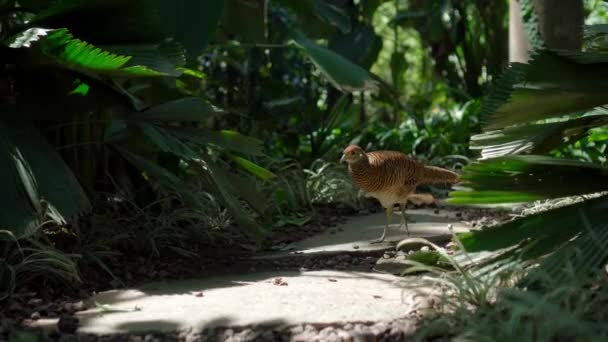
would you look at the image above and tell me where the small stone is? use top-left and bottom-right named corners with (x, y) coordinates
top-left (67, 301), bottom-right (86, 312)
top-left (57, 314), bottom-right (79, 334)
top-left (383, 253), bottom-right (391, 259)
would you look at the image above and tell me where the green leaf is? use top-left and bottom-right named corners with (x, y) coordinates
top-left (111, 145), bottom-right (182, 189)
top-left (31, 28), bottom-right (167, 77)
top-left (99, 41), bottom-right (186, 76)
top-left (481, 50), bottom-right (608, 130)
top-left (170, 128), bottom-right (264, 156)
top-left (286, 25), bottom-right (379, 93)
top-left (205, 161), bottom-right (266, 240)
top-left (456, 196), bottom-right (608, 257)
top-left (230, 155), bottom-right (276, 181)
top-left (0, 120), bottom-right (91, 239)
top-left (329, 24), bottom-right (382, 69)
top-left (471, 114), bottom-right (608, 159)
top-left (448, 155), bottom-right (608, 205)
top-left (312, 0), bottom-right (351, 34)
top-left (128, 98), bottom-right (224, 123)
top-left (135, 123), bottom-right (200, 161)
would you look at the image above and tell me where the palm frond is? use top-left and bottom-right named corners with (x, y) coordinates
top-left (481, 50), bottom-right (608, 130)
top-left (0, 119), bottom-right (90, 239)
top-left (449, 155), bottom-right (608, 204)
top-left (471, 114), bottom-right (608, 159)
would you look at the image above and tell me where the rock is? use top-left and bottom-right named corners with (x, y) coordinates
top-left (57, 314), bottom-right (79, 334)
top-left (66, 301), bottom-right (86, 312)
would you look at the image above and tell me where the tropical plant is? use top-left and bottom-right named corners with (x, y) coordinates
top-left (446, 23), bottom-right (608, 285)
top-left (0, 0), bottom-right (398, 244)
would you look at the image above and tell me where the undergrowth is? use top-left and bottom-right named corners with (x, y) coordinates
top-left (0, 159), bottom-right (361, 300)
top-left (397, 237), bottom-right (608, 342)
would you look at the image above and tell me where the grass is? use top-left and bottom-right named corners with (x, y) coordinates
top-left (396, 234), bottom-right (608, 342)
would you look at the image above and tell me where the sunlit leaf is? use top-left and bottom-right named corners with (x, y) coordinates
top-left (30, 28), bottom-right (167, 77)
top-left (230, 155), bottom-right (276, 181)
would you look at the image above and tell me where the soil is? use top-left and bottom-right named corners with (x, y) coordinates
top-left (0, 200), bottom-right (511, 342)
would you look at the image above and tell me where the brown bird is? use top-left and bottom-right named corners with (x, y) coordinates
top-left (340, 145), bottom-right (459, 243)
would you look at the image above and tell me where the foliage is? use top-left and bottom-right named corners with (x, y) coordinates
top-left (399, 239), bottom-right (608, 342)
top-left (0, 0), bottom-right (516, 299)
top-left (447, 14), bottom-right (608, 291)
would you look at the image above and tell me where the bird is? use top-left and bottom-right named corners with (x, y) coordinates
top-left (340, 145), bottom-right (459, 243)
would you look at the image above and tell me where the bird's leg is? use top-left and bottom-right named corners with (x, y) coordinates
top-left (399, 203), bottom-right (409, 236)
top-left (371, 205), bottom-right (393, 244)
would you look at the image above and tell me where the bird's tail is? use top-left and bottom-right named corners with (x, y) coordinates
top-left (421, 165), bottom-right (460, 184)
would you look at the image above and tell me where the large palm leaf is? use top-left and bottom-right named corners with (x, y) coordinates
top-left (446, 25), bottom-right (608, 283)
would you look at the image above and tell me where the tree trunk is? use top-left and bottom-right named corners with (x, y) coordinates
top-left (509, 0), bottom-right (583, 63)
top-left (509, 0), bottom-right (532, 63)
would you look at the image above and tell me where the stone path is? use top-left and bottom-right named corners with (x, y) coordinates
top-left (272, 208), bottom-right (468, 255)
top-left (31, 208), bottom-right (469, 339)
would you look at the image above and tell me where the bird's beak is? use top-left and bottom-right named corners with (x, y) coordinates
top-left (340, 154), bottom-right (346, 163)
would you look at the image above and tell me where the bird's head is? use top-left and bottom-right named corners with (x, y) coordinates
top-left (340, 145), bottom-right (366, 164)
